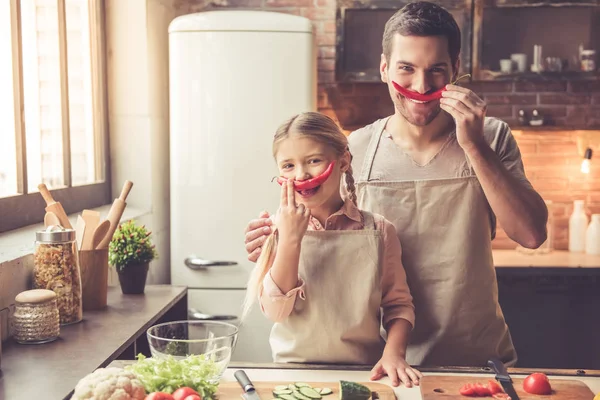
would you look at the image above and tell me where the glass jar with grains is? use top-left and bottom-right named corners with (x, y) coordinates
top-left (12, 289), bottom-right (60, 344)
top-left (33, 225), bottom-right (82, 325)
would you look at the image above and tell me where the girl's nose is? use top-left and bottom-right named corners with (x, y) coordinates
top-left (295, 167), bottom-right (311, 181)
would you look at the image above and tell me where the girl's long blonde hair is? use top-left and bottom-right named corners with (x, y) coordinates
top-left (241, 112), bottom-right (357, 321)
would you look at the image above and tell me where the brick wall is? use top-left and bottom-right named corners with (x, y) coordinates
top-left (174, 0), bottom-right (600, 250)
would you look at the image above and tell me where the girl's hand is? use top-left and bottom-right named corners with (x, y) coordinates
top-left (370, 351), bottom-right (422, 388)
top-left (276, 179), bottom-right (311, 245)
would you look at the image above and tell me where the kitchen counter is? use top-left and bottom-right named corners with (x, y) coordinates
top-left (493, 249), bottom-right (600, 269)
top-left (0, 285), bottom-right (187, 400)
top-left (222, 365), bottom-right (600, 400)
top-left (108, 360), bottom-right (600, 399)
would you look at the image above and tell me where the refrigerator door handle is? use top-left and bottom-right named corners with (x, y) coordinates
top-left (185, 256), bottom-right (238, 270)
top-left (188, 308), bottom-right (238, 321)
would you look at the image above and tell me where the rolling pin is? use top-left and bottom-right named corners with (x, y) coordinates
top-left (96, 180), bottom-right (133, 249)
top-left (38, 184), bottom-right (73, 229)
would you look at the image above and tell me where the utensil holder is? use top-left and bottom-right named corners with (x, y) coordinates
top-left (79, 248), bottom-right (109, 310)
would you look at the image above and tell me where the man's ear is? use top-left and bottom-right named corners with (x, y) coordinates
top-left (452, 55), bottom-right (461, 81)
top-left (380, 53), bottom-right (389, 83)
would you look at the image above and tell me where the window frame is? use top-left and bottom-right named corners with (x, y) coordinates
top-left (0, 0), bottom-right (111, 233)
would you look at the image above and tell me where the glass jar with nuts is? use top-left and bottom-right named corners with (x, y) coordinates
top-left (33, 225), bottom-right (83, 325)
top-left (12, 289), bottom-right (60, 344)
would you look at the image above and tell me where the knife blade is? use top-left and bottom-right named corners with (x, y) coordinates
top-left (487, 358), bottom-right (520, 400)
top-left (234, 370), bottom-right (262, 400)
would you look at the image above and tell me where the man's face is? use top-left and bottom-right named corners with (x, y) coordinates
top-left (380, 34), bottom-right (458, 127)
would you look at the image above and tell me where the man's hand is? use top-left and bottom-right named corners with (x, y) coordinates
top-left (244, 211), bottom-right (273, 262)
top-left (439, 84), bottom-right (487, 153)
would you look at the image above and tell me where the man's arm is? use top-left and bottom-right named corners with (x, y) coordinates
top-left (440, 85), bottom-right (548, 249)
top-left (464, 140), bottom-right (548, 248)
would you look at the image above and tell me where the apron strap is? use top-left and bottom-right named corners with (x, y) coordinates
top-left (358, 117), bottom-right (391, 182)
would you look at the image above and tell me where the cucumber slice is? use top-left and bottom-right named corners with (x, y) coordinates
top-left (299, 387), bottom-right (322, 399)
top-left (275, 386), bottom-right (290, 391)
top-left (319, 388), bottom-right (333, 396)
top-left (295, 383), bottom-right (312, 388)
top-left (273, 390), bottom-right (293, 396)
top-left (278, 395), bottom-right (296, 400)
top-left (289, 384), bottom-right (297, 391)
top-left (293, 391), bottom-right (312, 400)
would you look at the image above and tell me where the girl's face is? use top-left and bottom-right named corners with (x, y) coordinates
top-left (275, 135), bottom-right (348, 211)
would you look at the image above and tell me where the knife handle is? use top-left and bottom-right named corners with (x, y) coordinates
top-left (488, 358), bottom-right (511, 380)
top-left (234, 370), bottom-right (255, 392)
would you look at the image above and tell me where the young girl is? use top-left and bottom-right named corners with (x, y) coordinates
top-left (242, 112), bottom-right (421, 388)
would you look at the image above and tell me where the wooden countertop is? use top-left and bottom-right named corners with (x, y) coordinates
top-left (0, 285), bottom-right (187, 400)
top-left (493, 249), bottom-right (600, 268)
top-left (108, 361), bottom-right (600, 400)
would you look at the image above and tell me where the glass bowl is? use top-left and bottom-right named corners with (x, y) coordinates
top-left (146, 320), bottom-right (239, 381)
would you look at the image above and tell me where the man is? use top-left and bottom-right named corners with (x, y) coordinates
top-left (244, 1), bottom-right (548, 369)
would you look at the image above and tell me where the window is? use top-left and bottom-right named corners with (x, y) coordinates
top-left (0, 0), bottom-right (109, 233)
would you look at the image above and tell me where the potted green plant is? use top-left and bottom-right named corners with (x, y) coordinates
top-left (109, 220), bottom-right (158, 294)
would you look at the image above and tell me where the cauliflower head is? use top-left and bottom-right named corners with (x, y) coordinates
top-left (72, 367), bottom-right (146, 400)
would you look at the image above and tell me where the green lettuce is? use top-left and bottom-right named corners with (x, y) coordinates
top-left (125, 354), bottom-right (221, 398)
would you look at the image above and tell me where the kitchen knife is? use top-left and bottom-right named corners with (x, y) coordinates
top-left (234, 370), bottom-right (261, 400)
top-left (487, 358), bottom-right (520, 400)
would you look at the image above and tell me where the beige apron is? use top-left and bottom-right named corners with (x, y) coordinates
top-left (269, 211), bottom-right (386, 365)
top-left (355, 117), bottom-right (517, 367)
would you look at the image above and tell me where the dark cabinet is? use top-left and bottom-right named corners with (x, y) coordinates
top-left (335, 0), bottom-right (473, 82)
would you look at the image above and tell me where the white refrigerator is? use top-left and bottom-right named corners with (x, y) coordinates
top-left (169, 10), bottom-right (316, 362)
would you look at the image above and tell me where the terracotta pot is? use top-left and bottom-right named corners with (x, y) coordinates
top-left (117, 262), bottom-right (149, 294)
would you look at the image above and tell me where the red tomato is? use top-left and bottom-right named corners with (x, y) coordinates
top-left (173, 387), bottom-right (199, 400)
top-left (459, 383), bottom-right (476, 396)
top-left (183, 396), bottom-right (202, 400)
top-left (492, 394), bottom-right (511, 399)
top-left (488, 380), bottom-right (504, 394)
top-left (145, 393), bottom-right (175, 400)
top-left (523, 373), bottom-right (552, 395)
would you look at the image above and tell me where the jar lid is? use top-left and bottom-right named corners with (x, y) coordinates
top-left (36, 225), bottom-right (75, 243)
top-left (15, 289), bottom-right (57, 304)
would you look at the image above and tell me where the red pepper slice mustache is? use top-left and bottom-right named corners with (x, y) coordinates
top-left (391, 73), bottom-right (471, 102)
top-left (275, 161), bottom-right (336, 190)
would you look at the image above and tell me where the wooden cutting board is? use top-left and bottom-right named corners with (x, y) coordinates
top-left (420, 375), bottom-right (595, 399)
top-left (218, 381), bottom-right (396, 400)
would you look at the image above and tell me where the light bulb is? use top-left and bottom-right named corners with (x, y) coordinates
top-left (581, 158), bottom-right (591, 174)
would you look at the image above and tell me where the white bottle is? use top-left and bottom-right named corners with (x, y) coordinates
top-left (569, 200), bottom-right (588, 252)
top-left (585, 214), bottom-right (600, 255)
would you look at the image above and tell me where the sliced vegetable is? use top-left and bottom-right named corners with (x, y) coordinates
top-left (294, 383), bottom-right (312, 388)
top-left (487, 380), bottom-right (503, 395)
top-left (273, 389), bottom-right (293, 396)
top-left (339, 381), bottom-right (371, 400)
top-left (319, 388), bottom-right (333, 396)
top-left (275, 386), bottom-right (290, 391)
top-left (459, 383), bottom-right (475, 396)
top-left (293, 390), bottom-right (312, 400)
top-left (523, 373), bottom-right (552, 395)
top-left (278, 395), bottom-right (296, 400)
top-left (299, 387), bottom-right (322, 399)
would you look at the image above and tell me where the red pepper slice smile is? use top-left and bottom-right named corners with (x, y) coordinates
top-left (391, 73), bottom-right (471, 102)
top-left (276, 161), bottom-right (336, 190)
